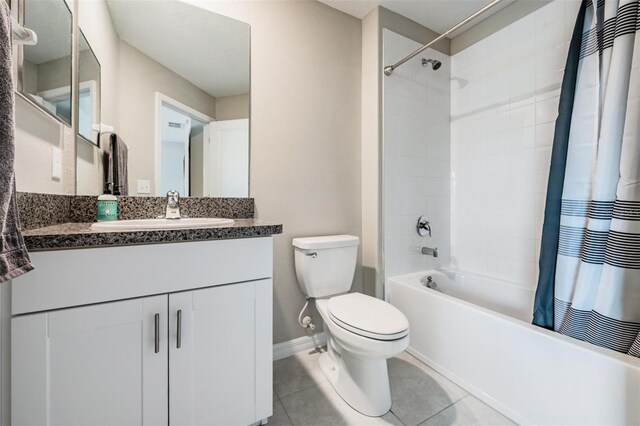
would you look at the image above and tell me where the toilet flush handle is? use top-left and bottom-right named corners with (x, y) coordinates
top-left (305, 252), bottom-right (318, 258)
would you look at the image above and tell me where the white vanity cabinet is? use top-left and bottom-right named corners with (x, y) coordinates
top-left (10, 237), bottom-right (274, 426)
top-left (169, 281), bottom-right (271, 425)
top-left (12, 295), bottom-right (169, 426)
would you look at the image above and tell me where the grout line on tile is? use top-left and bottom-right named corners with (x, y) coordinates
top-left (415, 397), bottom-right (463, 426)
top-left (450, 387), bottom-right (468, 405)
top-left (402, 350), bottom-right (470, 399)
top-left (388, 408), bottom-right (408, 426)
top-left (418, 393), bottom-right (471, 426)
top-left (277, 398), bottom-right (296, 426)
top-left (277, 379), bottom-right (328, 401)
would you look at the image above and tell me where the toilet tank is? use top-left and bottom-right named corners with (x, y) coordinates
top-left (292, 235), bottom-right (359, 298)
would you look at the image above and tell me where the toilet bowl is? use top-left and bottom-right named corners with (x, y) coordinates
top-left (316, 294), bottom-right (409, 416)
top-left (292, 235), bottom-right (410, 417)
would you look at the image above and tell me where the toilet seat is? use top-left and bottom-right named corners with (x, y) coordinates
top-left (327, 293), bottom-right (409, 341)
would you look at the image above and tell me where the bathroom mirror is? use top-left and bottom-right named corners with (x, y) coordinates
top-left (77, 0), bottom-right (250, 197)
top-left (77, 31), bottom-right (101, 146)
top-left (19, 0), bottom-right (73, 126)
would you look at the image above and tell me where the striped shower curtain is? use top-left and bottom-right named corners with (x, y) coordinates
top-left (533, 0), bottom-right (640, 357)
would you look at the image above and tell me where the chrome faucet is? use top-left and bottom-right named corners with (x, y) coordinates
top-left (420, 275), bottom-right (440, 291)
top-left (417, 215), bottom-right (432, 237)
top-left (420, 275), bottom-right (437, 287)
top-left (163, 190), bottom-right (181, 219)
top-left (421, 246), bottom-right (439, 258)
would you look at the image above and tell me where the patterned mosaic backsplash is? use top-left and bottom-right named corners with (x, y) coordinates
top-left (18, 193), bottom-right (255, 230)
top-left (17, 193), bottom-right (72, 231)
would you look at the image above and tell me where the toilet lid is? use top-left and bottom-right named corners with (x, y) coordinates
top-left (328, 293), bottom-right (409, 340)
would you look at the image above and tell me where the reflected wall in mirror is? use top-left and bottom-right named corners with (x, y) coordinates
top-left (20, 0), bottom-right (72, 126)
top-left (78, 0), bottom-right (250, 197)
top-left (78, 31), bottom-right (100, 145)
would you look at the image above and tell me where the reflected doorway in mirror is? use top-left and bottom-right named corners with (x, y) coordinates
top-left (158, 102), bottom-right (200, 196)
top-left (155, 93), bottom-right (211, 197)
top-left (154, 92), bottom-right (249, 198)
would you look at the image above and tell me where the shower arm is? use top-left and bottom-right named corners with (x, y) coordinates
top-left (383, 0), bottom-right (505, 76)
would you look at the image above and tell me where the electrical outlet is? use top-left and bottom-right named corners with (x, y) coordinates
top-left (137, 179), bottom-right (151, 194)
top-left (51, 147), bottom-right (62, 180)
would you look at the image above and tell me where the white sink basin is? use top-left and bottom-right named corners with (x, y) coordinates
top-left (91, 218), bottom-right (235, 231)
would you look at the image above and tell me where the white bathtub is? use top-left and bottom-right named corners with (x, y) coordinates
top-left (388, 270), bottom-right (640, 426)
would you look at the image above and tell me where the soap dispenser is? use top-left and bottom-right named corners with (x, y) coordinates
top-left (97, 193), bottom-right (118, 222)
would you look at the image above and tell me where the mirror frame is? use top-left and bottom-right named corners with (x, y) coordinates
top-left (76, 28), bottom-right (101, 147)
top-left (12, 0), bottom-right (253, 198)
top-left (15, 0), bottom-right (74, 129)
top-left (75, 3), bottom-right (252, 198)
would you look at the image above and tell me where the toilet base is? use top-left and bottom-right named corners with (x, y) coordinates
top-left (318, 346), bottom-right (391, 417)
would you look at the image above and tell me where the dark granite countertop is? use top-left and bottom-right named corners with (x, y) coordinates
top-left (23, 219), bottom-right (283, 251)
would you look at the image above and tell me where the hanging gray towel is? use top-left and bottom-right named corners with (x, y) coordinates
top-left (104, 133), bottom-right (129, 195)
top-left (0, 3), bottom-right (33, 282)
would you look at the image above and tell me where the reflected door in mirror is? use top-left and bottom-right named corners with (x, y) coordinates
top-left (158, 100), bottom-right (249, 198)
top-left (205, 120), bottom-right (249, 198)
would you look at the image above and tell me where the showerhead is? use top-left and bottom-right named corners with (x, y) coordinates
top-left (422, 58), bottom-right (442, 70)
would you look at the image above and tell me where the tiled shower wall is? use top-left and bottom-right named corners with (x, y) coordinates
top-left (450, 0), bottom-right (581, 288)
top-left (383, 30), bottom-right (451, 282)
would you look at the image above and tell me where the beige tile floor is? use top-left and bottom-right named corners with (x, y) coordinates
top-left (270, 350), bottom-right (516, 426)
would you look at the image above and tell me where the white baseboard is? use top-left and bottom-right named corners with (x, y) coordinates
top-left (273, 332), bottom-right (326, 361)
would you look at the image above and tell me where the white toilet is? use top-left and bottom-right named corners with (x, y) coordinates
top-left (292, 235), bottom-right (409, 417)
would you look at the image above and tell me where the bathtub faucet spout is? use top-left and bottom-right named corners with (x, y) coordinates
top-left (421, 246), bottom-right (438, 257)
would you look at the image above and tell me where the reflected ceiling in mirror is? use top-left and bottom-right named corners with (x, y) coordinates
top-left (77, 0), bottom-right (250, 198)
top-left (107, 0), bottom-right (250, 98)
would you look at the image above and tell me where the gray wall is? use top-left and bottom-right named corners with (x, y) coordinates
top-left (215, 94), bottom-right (249, 121)
top-left (116, 40), bottom-right (217, 195)
top-left (15, 56), bottom-right (76, 195)
top-left (15, 96), bottom-right (74, 195)
top-left (36, 55), bottom-right (72, 93)
top-left (77, 0), bottom-right (218, 196)
top-left (22, 60), bottom-right (38, 94)
top-left (189, 0), bottom-right (363, 344)
top-left (190, 130), bottom-right (205, 197)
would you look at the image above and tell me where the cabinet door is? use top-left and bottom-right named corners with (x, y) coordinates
top-left (12, 295), bottom-right (168, 426)
top-left (169, 279), bottom-right (272, 426)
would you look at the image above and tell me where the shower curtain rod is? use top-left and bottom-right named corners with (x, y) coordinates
top-left (383, 0), bottom-right (505, 76)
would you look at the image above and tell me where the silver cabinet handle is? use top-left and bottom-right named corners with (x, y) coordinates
top-left (176, 309), bottom-right (182, 349)
top-left (154, 313), bottom-right (160, 354)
